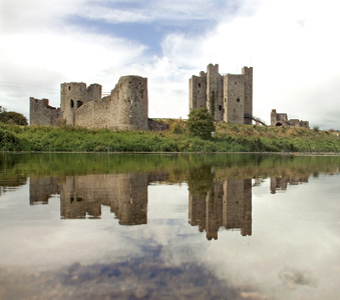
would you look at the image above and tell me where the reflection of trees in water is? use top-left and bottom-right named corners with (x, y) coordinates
top-left (187, 165), bottom-right (215, 197)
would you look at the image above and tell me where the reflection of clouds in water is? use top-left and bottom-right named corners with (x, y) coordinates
top-left (279, 268), bottom-right (317, 290)
top-left (0, 248), bottom-right (263, 300)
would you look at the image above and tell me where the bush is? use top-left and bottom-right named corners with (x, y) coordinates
top-left (170, 118), bottom-right (187, 134)
top-left (186, 108), bottom-right (215, 140)
top-left (0, 111), bottom-right (28, 125)
top-left (313, 126), bottom-right (319, 132)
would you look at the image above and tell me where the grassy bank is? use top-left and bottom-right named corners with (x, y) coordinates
top-left (0, 122), bottom-right (340, 153)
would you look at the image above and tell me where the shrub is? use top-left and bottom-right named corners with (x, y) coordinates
top-left (186, 108), bottom-right (215, 140)
top-left (170, 118), bottom-right (187, 134)
top-left (313, 126), bottom-right (319, 132)
top-left (0, 111), bottom-right (28, 125)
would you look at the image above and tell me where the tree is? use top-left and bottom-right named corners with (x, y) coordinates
top-left (186, 108), bottom-right (215, 140)
top-left (0, 110), bottom-right (28, 125)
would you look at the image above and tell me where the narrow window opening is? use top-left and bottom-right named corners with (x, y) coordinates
top-left (68, 86), bottom-right (71, 91)
top-left (236, 98), bottom-right (240, 102)
top-left (70, 100), bottom-right (74, 108)
top-left (198, 84), bottom-right (201, 88)
top-left (77, 100), bottom-right (83, 108)
top-left (235, 82), bottom-right (237, 85)
top-left (219, 105), bottom-right (222, 111)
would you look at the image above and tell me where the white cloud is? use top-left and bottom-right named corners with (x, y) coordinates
top-left (76, 0), bottom-right (243, 24)
top-left (1, 0), bottom-right (340, 128)
top-left (160, 0), bottom-right (340, 128)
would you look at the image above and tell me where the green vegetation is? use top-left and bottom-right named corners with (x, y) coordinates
top-left (0, 121), bottom-right (340, 153)
top-left (0, 110), bottom-right (28, 126)
top-left (186, 108), bottom-right (215, 140)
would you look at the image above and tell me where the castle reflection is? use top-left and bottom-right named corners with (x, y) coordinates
top-left (189, 179), bottom-right (252, 240)
top-left (28, 172), bottom-right (309, 240)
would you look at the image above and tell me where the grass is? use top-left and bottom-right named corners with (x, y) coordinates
top-left (0, 122), bottom-right (340, 153)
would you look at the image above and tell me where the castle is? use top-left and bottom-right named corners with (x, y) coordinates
top-left (271, 109), bottom-right (309, 128)
top-left (30, 64), bottom-right (310, 130)
top-left (189, 64), bottom-right (253, 124)
top-left (30, 76), bottom-right (157, 131)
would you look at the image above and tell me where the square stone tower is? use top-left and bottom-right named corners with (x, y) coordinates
top-left (189, 64), bottom-right (253, 124)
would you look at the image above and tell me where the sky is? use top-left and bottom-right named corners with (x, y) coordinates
top-left (1, 0), bottom-right (340, 129)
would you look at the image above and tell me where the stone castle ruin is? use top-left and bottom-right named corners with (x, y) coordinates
top-left (189, 64), bottom-right (253, 124)
top-left (30, 76), bottom-right (163, 131)
top-left (271, 109), bottom-right (309, 128)
top-left (30, 65), bottom-right (310, 130)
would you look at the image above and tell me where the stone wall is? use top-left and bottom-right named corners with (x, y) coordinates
top-left (242, 67), bottom-right (253, 125)
top-left (29, 98), bottom-right (61, 126)
top-left (111, 76), bottom-right (149, 131)
top-left (207, 64), bottom-right (224, 121)
top-left (271, 109), bottom-right (309, 128)
top-left (224, 74), bottom-right (245, 124)
top-left (189, 74), bottom-right (207, 110)
top-left (74, 96), bottom-right (112, 129)
top-left (60, 82), bottom-right (88, 126)
top-left (30, 76), bottom-right (149, 131)
top-left (74, 76), bottom-right (148, 130)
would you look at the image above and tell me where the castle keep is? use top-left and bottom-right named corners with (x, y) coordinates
top-left (30, 76), bottom-right (150, 131)
top-left (189, 64), bottom-right (253, 124)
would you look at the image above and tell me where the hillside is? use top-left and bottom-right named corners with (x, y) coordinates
top-left (0, 121), bottom-right (339, 153)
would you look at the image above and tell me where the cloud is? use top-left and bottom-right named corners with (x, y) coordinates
top-left (76, 0), bottom-right (242, 24)
top-left (159, 0), bottom-right (340, 128)
top-left (279, 268), bottom-right (317, 290)
top-left (1, 0), bottom-right (340, 129)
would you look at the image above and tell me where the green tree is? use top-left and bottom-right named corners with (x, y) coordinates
top-left (186, 108), bottom-right (215, 140)
top-left (0, 111), bottom-right (28, 125)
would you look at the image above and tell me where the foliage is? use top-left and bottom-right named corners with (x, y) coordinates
top-left (0, 111), bottom-right (28, 125)
top-left (170, 118), bottom-right (187, 134)
top-left (0, 121), bottom-right (340, 153)
top-left (313, 125), bottom-right (320, 132)
top-left (186, 108), bottom-right (215, 140)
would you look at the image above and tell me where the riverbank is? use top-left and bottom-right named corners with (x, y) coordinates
top-left (1, 122), bottom-right (339, 153)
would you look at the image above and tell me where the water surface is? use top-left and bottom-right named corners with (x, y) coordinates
top-left (0, 153), bottom-right (340, 300)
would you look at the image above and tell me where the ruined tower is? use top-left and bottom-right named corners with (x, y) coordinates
top-left (60, 82), bottom-right (102, 126)
top-left (29, 98), bottom-right (61, 126)
top-left (189, 64), bottom-right (253, 124)
top-left (110, 76), bottom-right (149, 131)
